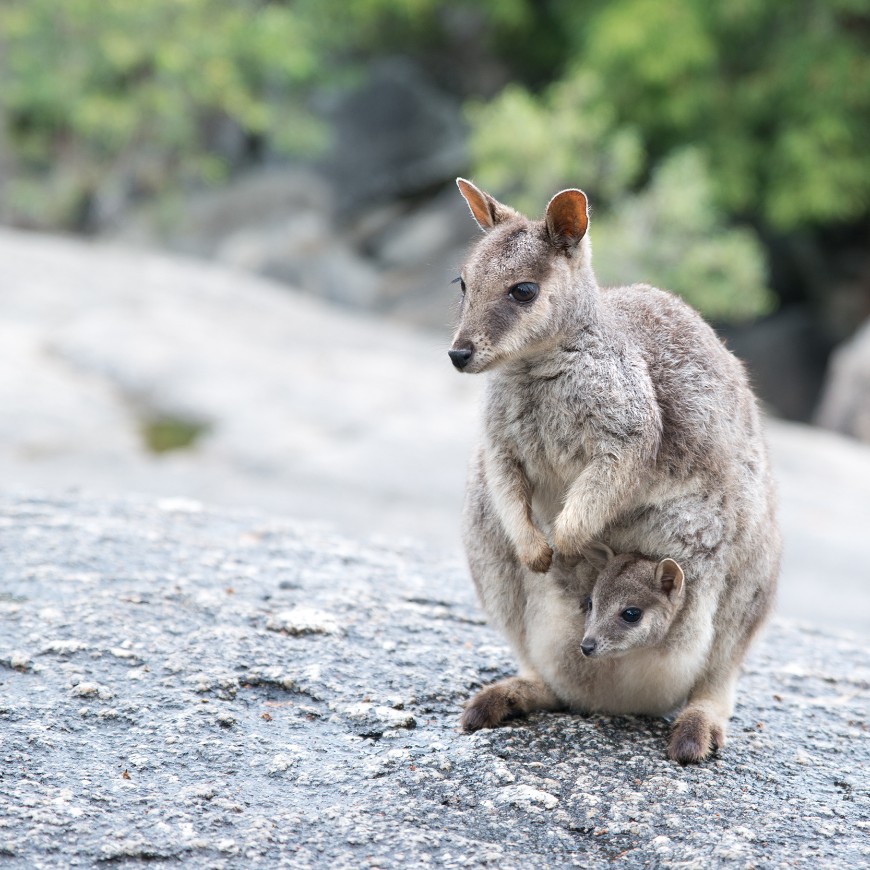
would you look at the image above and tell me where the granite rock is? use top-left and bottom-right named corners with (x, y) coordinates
top-left (323, 58), bottom-right (467, 214)
top-left (2, 227), bottom-right (870, 638)
top-left (0, 494), bottom-right (867, 868)
top-left (817, 317), bottom-right (870, 442)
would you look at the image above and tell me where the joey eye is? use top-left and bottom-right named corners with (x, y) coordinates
top-left (509, 281), bottom-right (539, 303)
top-left (621, 608), bottom-right (643, 624)
top-left (583, 596), bottom-right (592, 613)
top-left (451, 276), bottom-right (466, 294)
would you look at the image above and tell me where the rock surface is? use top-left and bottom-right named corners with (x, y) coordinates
top-left (323, 58), bottom-right (468, 214)
top-left (719, 308), bottom-right (831, 422)
top-left (0, 493), bottom-right (867, 868)
top-left (0, 226), bottom-right (478, 552)
top-left (817, 317), bottom-right (870, 442)
top-left (3, 227), bottom-right (870, 636)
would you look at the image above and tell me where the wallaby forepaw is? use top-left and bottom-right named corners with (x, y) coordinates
top-left (552, 524), bottom-right (587, 565)
top-left (668, 708), bottom-right (726, 765)
top-left (461, 686), bottom-right (512, 731)
top-left (519, 541), bottom-right (553, 573)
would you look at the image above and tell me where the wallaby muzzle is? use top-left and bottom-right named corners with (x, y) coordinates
top-left (448, 340), bottom-right (474, 370)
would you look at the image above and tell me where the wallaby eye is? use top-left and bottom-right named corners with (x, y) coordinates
top-left (584, 596), bottom-right (592, 613)
top-left (509, 281), bottom-right (539, 303)
top-left (451, 276), bottom-right (466, 294)
top-left (621, 608), bottom-right (643, 624)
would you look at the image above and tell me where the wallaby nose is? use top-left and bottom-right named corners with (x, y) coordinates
top-left (580, 640), bottom-right (597, 657)
top-left (448, 341), bottom-right (474, 370)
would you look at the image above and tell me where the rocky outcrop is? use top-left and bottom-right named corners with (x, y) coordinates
top-left (0, 493), bottom-right (867, 867)
top-left (323, 58), bottom-right (468, 214)
top-left (0, 226), bottom-right (479, 553)
top-left (3, 227), bottom-right (870, 637)
top-left (108, 163), bottom-right (477, 324)
top-left (104, 58), bottom-right (477, 327)
top-left (816, 317), bottom-right (870, 442)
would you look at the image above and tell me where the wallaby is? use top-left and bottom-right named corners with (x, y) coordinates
top-left (450, 178), bottom-right (780, 764)
top-left (578, 544), bottom-right (686, 661)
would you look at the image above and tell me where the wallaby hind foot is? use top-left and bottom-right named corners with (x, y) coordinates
top-left (461, 675), bottom-right (561, 731)
top-left (668, 700), bottom-right (727, 764)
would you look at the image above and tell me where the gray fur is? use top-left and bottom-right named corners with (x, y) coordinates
top-left (451, 179), bottom-right (780, 764)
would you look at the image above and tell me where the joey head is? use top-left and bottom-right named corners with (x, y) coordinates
top-left (579, 543), bottom-right (685, 660)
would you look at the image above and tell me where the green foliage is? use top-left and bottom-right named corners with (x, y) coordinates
top-left (1, 0), bottom-right (867, 325)
top-left (467, 72), bottom-right (644, 215)
top-left (470, 0), bottom-right (870, 232)
top-left (578, 0), bottom-right (870, 229)
top-left (469, 75), bottom-right (775, 321)
top-left (591, 150), bottom-right (775, 321)
top-left (467, 0), bottom-right (870, 320)
top-left (0, 0), bottom-right (537, 228)
top-left (0, 0), bottom-right (326, 227)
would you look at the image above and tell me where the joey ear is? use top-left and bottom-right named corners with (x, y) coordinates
top-left (581, 542), bottom-right (615, 570)
top-left (656, 558), bottom-right (685, 598)
top-left (456, 178), bottom-right (519, 231)
top-left (545, 189), bottom-right (589, 254)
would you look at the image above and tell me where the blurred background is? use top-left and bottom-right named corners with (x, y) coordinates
top-left (1, 1), bottom-right (868, 632)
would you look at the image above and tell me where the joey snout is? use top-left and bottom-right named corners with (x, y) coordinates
top-left (580, 638), bottom-right (597, 657)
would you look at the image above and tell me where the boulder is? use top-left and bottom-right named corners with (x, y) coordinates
top-left (364, 188), bottom-right (474, 269)
top-left (0, 493), bottom-right (866, 867)
top-left (324, 58), bottom-right (468, 214)
top-left (217, 212), bottom-right (385, 309)
top-left (108, 164), bottom-right (426, 315)
top-left (816, 317), bottom-right (870, 441)
top-left (1, 228), bottom-right (870, 637)
top-left (718, 307), bottom-right (831, 421)
top-left (352, 186), bottom-right (480, 328)
top-left (110, 166), bottom-right (333, 257)
top-left (0, 227), bottom-right (480, 552)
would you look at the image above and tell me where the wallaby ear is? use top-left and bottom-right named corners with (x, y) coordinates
top-left (545, 189), bottom-right (589, 254)
top-left (656, 558), bottom-right (685, 598)
top-left (456, 178), bottom-right (519, 231)
top-left (581, 542), bottom-right (615, 571)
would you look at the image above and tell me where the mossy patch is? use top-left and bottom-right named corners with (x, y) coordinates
top-left (140, 416), bottom-right (209, 453)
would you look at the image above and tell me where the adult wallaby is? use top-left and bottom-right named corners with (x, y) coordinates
top-left (449, 178), bottom-right (780, 764)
